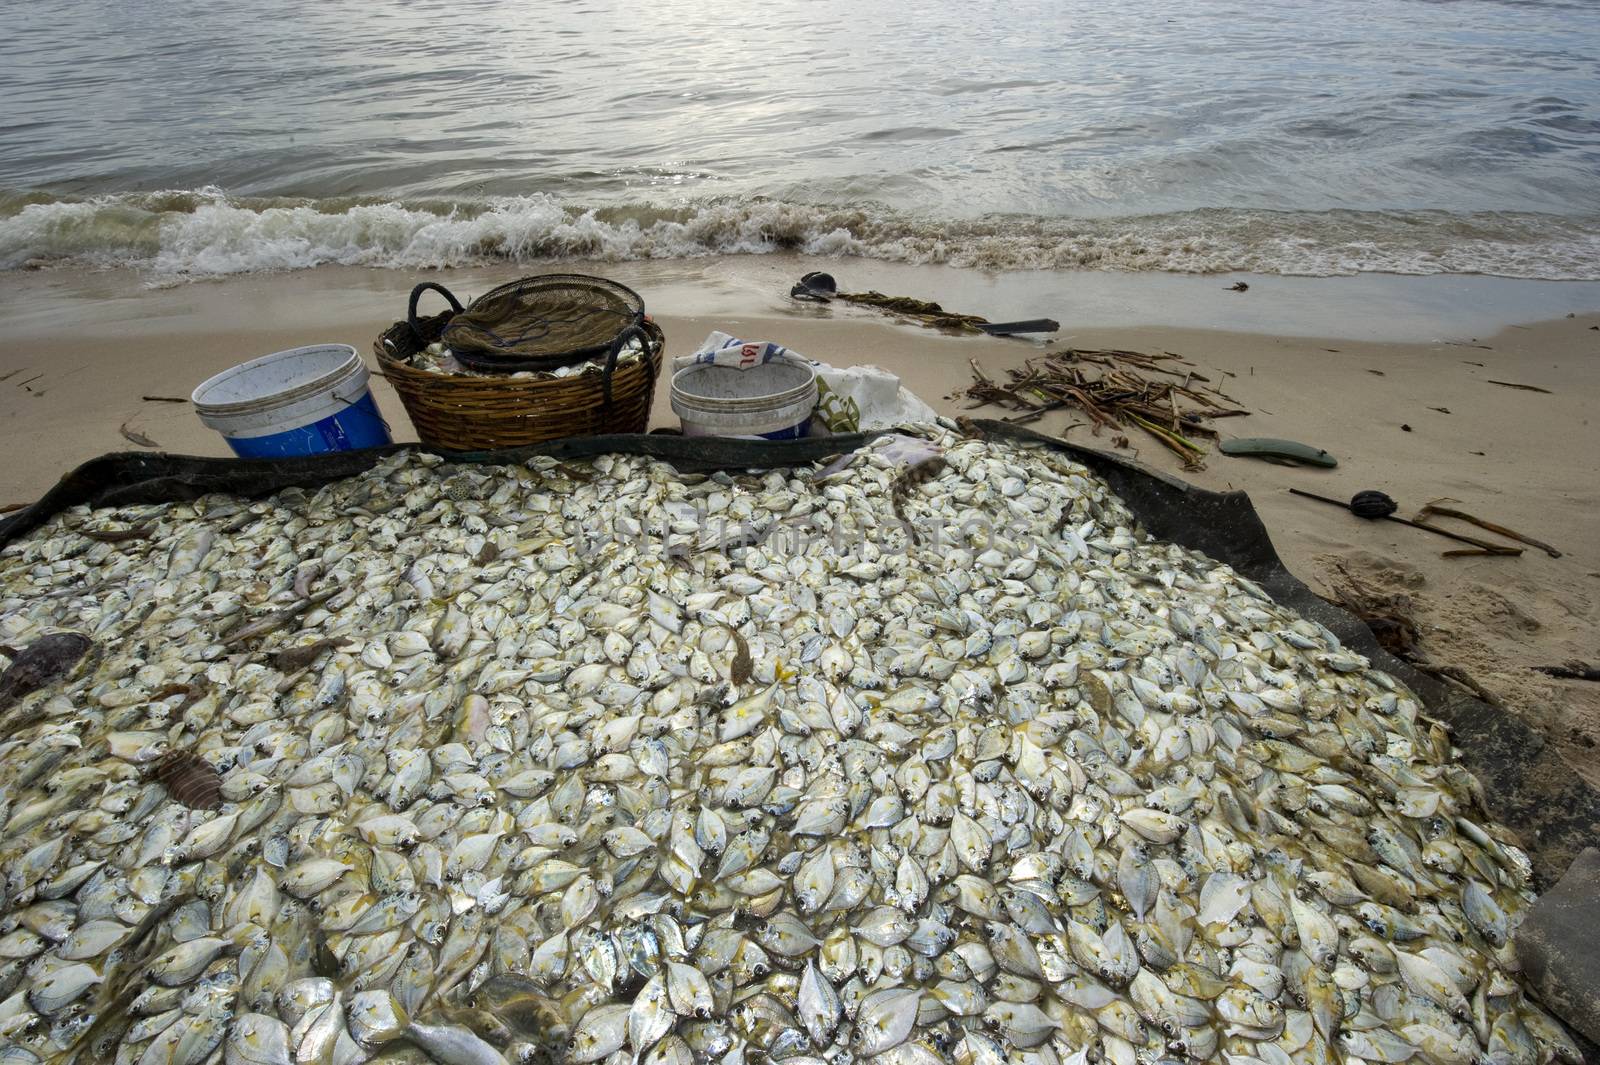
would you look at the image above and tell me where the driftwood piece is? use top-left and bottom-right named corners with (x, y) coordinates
top-left (1417, 500), bottom-right (1562, 558)
top-left (1288, 489), bottom-right (1522, 556)
top-left (1534, 664), bottom-right (1600, 682)
top-left (956, 348), bottom-right (1248, 470)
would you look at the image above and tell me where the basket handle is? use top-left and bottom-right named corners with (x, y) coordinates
top-left (407, 282), bottom-right (465, 344)
top-left (599, 322), bottom-right (650, 408)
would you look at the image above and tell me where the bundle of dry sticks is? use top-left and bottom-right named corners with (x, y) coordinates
top-left (955, 348), bottom-right (1248, 469)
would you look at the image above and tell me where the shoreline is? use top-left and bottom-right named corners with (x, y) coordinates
top-left (2, 260), bottom-right (1597, 785)
top-left (6, 256), bottom-right (1600, 343)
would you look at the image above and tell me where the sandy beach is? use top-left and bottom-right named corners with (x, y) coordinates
top-left (10, 0), bottom-right (1600, 1054)
top-left (2, 258), bottom-right (1597, 784)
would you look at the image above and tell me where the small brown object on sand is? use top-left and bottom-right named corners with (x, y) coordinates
top-left (1534, 663), bottom-right (1600, 683)
top-left (1321, 564), bottom-right (1420, 658)
top-left (1417, 500), bottom-right (1562, 558)
top-left (1319, 562), bottom-right (1507, 706)
top-left (119, 423), bottom-right (160, 448)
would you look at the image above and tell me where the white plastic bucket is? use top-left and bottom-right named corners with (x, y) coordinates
top-left (670, 359), bottom-right (818, 439)
top-left (191, 345), bottom-right (391, 458)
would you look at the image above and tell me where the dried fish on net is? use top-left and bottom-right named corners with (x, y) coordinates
top-left (0, 428), bottom-right (1579, 1065)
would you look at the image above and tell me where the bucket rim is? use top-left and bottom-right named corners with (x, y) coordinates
top-left (677, 410), bottom-right (813, 437)
top-left (192, 344), bottom-right (364, 417)
top-left (669, 386), bottom-right (818, 417)
top-left (669, 361), bottom-right (817, 408)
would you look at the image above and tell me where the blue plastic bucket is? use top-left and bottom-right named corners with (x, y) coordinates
top-left (191, 345), bottom-right (391, 458)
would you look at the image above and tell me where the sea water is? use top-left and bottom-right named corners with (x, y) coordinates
top-left (1, 0), bottom-right (1596, 280)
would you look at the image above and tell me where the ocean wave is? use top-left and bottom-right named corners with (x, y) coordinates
top-left (2, 187), bottom-right (1598, 281)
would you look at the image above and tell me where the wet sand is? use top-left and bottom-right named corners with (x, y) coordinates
top-left (2, 258), bottom-right (1597, 783)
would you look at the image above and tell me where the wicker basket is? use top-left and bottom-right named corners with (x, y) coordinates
top-left (373, 280), bottom-right (664, 451)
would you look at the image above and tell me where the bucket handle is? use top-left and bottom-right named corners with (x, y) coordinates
top-left (599, 322), bottom-right (650, 408)
top-left (407, 282), bottom-right (465, 344)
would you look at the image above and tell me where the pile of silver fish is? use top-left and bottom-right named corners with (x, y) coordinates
top-left (405, 339), bottom-right (645, 379)
top-left (0, 428), bottom-right (1580, 1065)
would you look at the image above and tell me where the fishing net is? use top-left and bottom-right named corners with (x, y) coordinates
top-left (419, 274), bottom-right (648, 374)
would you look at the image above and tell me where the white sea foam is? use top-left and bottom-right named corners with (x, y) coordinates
top-left (2, 188), bottom-right (1598, 282)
